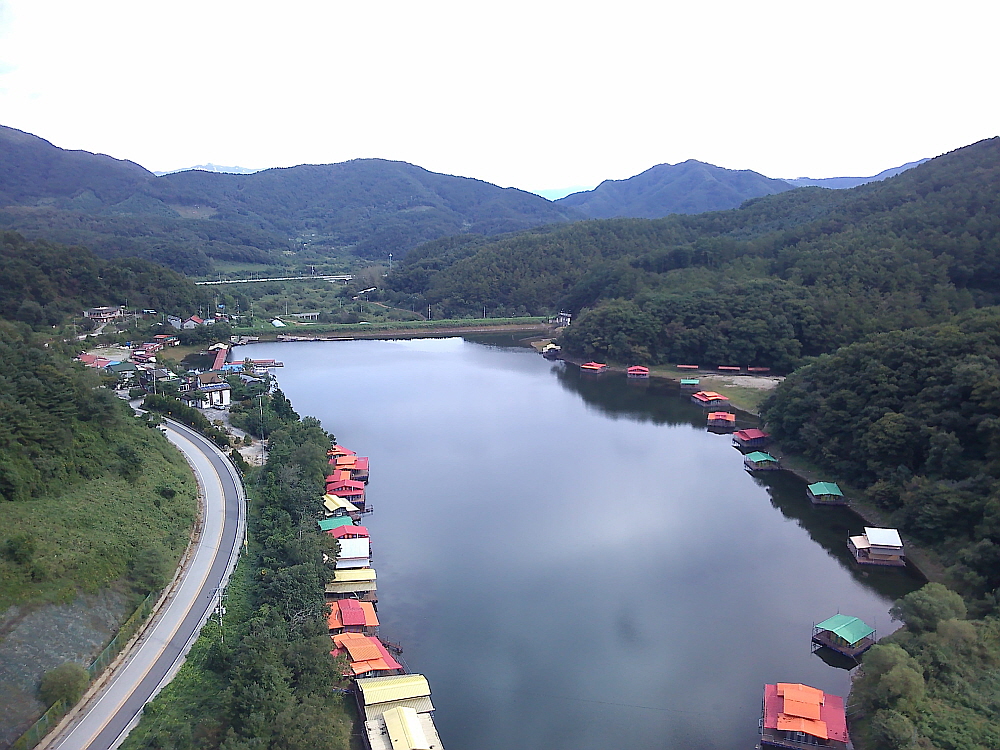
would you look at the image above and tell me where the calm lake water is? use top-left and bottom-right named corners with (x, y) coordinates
top-left (235, 336), bottom-right (923, 750)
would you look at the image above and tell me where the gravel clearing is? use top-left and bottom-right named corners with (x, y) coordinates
top-left (0, 589), bottom-right (129, 748)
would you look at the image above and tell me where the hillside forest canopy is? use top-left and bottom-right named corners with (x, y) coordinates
top-left (387, 137), bottom-right (1000, 371)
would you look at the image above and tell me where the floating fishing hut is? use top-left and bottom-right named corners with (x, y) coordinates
top-left (627, 365), bottom-right (650, 379)
top-left (733, 428), bottom-right (770, 449)
top-left (691, 390), bottom-right (730, 408)
top-left (848, 527), bottom-right (905, 566)
top-left (807, 482), bottom-right (846, 506)
top-left (744, 451), bottom-right (780, 472)
top-left (811, 614), bottom-right (875, 660)
top-left (761, 683), bottom-right (849, 750)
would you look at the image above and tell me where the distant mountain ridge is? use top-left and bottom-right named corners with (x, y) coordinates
top-left (784, 159), bottom-right (929, 189)
top-left (555, 160), bottom-right (796, 219)
top-left (153, 163), bottom-right (261, 176)
top-left (0, 125), bottom-right (582, 271)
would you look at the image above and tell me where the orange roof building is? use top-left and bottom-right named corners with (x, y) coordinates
top-left (328, 599), bottom-right (379, 635)
top-left (331, 632), bottom-right (402, 676)
top-left (761, 683), bottom-right (848, 749)
top-left (707, 411), bottom-right (736, 429)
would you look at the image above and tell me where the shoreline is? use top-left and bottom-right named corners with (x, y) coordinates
top-left (232, 321), bottom-right (553, 343)
top-left (553, 353), bottom-right (942, 585)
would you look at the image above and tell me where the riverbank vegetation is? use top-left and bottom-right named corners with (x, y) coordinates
top-left (762, 310), bottom-right (1000, 748)
top-left (122, 391), bottom-right (356, 750)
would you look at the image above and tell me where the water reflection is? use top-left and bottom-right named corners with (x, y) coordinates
top-left (235, 336), bottom-right (923, 750)
top-left (749, 471), bottom-right (926, 601)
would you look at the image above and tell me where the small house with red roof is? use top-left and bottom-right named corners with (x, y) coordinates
top-left (328, 444), bottom-right (357, 459)
top-left (333, 454), bottom-right (370, 483)
top-left (580, 362), bottom-right (608, 372)
top-left (627, 366), bottom-right (649, 379)
top-left (733, 428), bottom-right (770, 449)
top-left (761, 683), bottom-right (849, 749)
top-left (328, 599), bottom-right (379, 635)
top-left (326, 481), bottom-right (367, 510)
top-left (330, 524), bottom-right (369, 540)
top-left (691, 391), bottom-right (730, 408)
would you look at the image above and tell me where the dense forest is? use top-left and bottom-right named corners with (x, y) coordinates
top-left (390, 137), bottom-right (1000, 370)
top-left (0, 231), bottom-right (211, 324)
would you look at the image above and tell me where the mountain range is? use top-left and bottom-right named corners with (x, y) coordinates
top-left (0, 123), bottom-right (927, 273)
top-left (555, 160), bottom-right (796, 218)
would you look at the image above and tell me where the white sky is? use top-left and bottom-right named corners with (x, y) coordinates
top-left (0, 0), bottom-right (997, 193)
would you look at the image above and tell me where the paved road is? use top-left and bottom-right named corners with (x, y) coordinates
top-left (47, 420), bottom-right (246, 750)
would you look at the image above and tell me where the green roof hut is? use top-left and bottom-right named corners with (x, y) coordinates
top-left (743, 451), bottom-right (780, 472)
top-left (812, 614), bottom-right (876, 659)
top-left (807, 482), bottom-right (846, 506)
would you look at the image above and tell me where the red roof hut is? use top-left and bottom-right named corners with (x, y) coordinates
top-left (761, 683), bottom-right (849, 749)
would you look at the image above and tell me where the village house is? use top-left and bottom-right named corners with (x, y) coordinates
top-left (325, 567), bottom-right (377, 599)
top-left (83, 306), bottom-right (123, 321)
top-left (733, 428), bottom-right (770, 449)
top-left (105, 361), bottom-right (138, 387)
top-left (334, 537), bottom-right (372, 569)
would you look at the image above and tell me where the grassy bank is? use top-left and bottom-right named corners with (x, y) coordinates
top-left (0, 422), bottom-right (197, 611)
top-left (233, 316), bottom-right (549, 337)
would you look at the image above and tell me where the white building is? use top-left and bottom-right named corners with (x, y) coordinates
top-left (336, 537), bottom-right (371, 569)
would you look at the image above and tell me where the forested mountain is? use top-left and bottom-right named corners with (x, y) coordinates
top-left (0, 125), bottom-right (581, 271)
top-left (0, 232), bottom-right (210, 325)
top-left (555, 160), bottom-right (795, 218)
top-left (390, 137), bottom-right (1000, 370)
top-left (785, 159), bottom-right (928, 189)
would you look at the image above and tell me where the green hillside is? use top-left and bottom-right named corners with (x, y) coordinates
top-left (0, 321), bottom-right (197, 608)
top-left (556, 159), bottom-right (795, 218)
top-left (0, 125), bottom-right (582, 271)
top-left (390, 137), bottom-right (1000, 370)
top-left (0, 231), bottom-right (211, 325)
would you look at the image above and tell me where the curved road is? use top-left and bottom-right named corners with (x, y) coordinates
top-left (47, 420), bottom-right (246, 750)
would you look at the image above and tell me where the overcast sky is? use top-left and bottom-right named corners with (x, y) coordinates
top-left (0, 0), bottom-right (996, 194)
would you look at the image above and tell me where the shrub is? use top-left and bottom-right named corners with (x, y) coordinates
top-left (39, 662), bottom-right (89, 707)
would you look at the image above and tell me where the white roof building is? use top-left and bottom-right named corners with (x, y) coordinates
top-left (337, 537), bottom-right (371, 569)
top-left (864, 527), bottom-right (903, 548)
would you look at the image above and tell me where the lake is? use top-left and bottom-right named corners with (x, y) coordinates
top-left (234, 336), bottom-right (923, 750)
